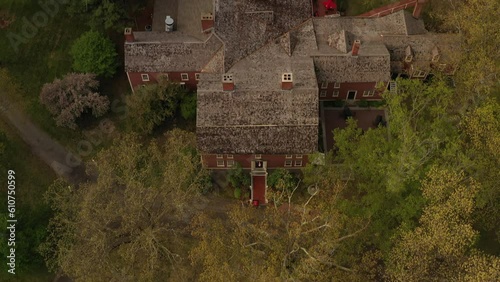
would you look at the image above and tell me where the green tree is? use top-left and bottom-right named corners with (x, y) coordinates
top-left (180, 92), bottom-right (197, 120)
top-left (227, 162), bottom-right (250, 189)
top-left (40, 130), bottom-right (205, 281)
top-left (126, 80), bottom-right (186, 134)
top-left (67, 0), bottom-right (129, 32)
top-left (461, 99), bottom-right (500, 241)
top-left (190, 179), bottom-right (370, 281)
top-left (70, 30), bottom-right (118, 77)
top-left (387, 167), bottom-right (499, 281)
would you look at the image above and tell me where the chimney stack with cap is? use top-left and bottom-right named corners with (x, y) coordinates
top-left (352, 39), bottom-right (361, 56)
top-left (222, 74), bottom-right (234, 91)
top-left (201, 13), bottom-right (214, 33)
top-left (281, 73), bottom-right (293, 90)
top-left (124, 28), bottom-right (134, 43)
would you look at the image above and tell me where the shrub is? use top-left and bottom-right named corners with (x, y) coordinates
top-left (197, 169), bottom-right (214, 195)
top-left (40, 73), bottom-right (109, 129)
top-left (125, 80), bottom-right (187, 134)
top-left (180, 92), bottom-right (197, 120)
top-left (227, 163), bottom-right (250, 189)
top-left (268, 169), bottom-right (298, 191)
top-left (234, 187), bottom-right (242, 199)
top-left (70, 31), bottom-right (118, 77)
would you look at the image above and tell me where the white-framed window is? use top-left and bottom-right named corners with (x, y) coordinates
top-left (216, 154), bottom-right (223, 159)
top-left (413, 70), bottom-right (427, 78)
top-left (363, 90), bottom-right (375, 97)
top-left (255, 154), bottom-right (262, 159)
top-left (334, 82), bottom-right (340, 88)
top-left (295, 154), bottom-right (303, 159)
top-left (195, 73), bottom-right (201, 80)
top-left (321, 81), bottom-right (328, 89)
top-left (217, 160), bottom-right (224, 167)
top-left (181, 73), bottom-right (189, 81)
top-left (141, 74), bottom-right (150, 82)
top-left (333, 90), bottom-right (339, 97)
top-left (284, 160), bottom-right (292, 167)
top-left (285, 155), bottom-right (293, 159)
top-left (226, 160), bottom-right (235, 167)
top-left (320, 90), bottom-right (327, 97)
top-left (226, 154), bottom-right (233, 159)
top-left (294, 160), bottom-right (303, 167)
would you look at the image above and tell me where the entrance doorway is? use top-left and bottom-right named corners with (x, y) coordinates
top-left (347, 90), bottom-right (356, 101)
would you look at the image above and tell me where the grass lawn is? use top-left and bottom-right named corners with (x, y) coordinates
top-left (0, 0), bottom-right (131, 154)
top-left (0, 118), bottom-right (56, 281)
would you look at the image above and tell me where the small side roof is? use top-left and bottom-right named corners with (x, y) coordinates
top-left (124, 33), bottom-right (223, 73)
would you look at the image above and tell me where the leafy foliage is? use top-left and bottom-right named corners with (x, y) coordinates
top-left (227, 162), bottom-right (250, 189)
top-left (40, 73), bottom-right (109, 129)
top-left (70, 30), bottom-right (118, 77)
top-left (180, 92), bottom-right (197, 120)
top-left (387, 167), bottom-right (497, 281)
top-left (267, 168), bottom-right (297, 191)
top-left (126, 80), bottom-right (186, 134)
top-left (190, 180), bottom-right (370, 281)
top-left (66, 0), bottom-right (129, 32)
top-left (40, 130), bottom-right (205, 281)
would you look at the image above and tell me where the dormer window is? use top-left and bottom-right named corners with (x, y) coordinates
top-left (431, 46), bottom-right (440, 63)
top-left (404, 45), bottom-right (413, 63)
top-left (141, 74), bottom-right (150, 81)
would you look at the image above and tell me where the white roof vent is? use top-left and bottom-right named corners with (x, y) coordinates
top-left (165, 16), bottom-right (174, 32)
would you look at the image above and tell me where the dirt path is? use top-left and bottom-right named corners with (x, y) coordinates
top-left (0, 96), bottom-right (87, 185)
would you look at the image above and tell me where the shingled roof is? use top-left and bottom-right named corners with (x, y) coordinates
top-left (213, 0), bottom-right (312, 71)
top-left (383, 33), bottom-right (460, 74)
top-left (124, 32), bottom-right (223, 72)
top-left (197, 20), bottom-right (319, 154)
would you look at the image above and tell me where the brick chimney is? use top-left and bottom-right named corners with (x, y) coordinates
top-left (412, 0), bottom-right (427, 19)
top-left (222, 74), bottom-right (234, 91)
top-left (124, 28), bottom-right (134, 43)
top-left (201, 13), bottom-right (214, 33)
top-left (352, 39), bottom-right (361, 56)
top-left (281, 73), bottom-right (293, 90)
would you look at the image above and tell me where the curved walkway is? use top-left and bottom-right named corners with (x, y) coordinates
top-left (0, 96), bottom-right (87, 185)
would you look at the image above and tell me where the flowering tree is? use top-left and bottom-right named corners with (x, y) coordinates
top-left (40, 73), bottom-right (109, 129)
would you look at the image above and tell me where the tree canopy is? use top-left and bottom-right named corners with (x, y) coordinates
top-left (40, 73), bottom-right (109, 129)
top-left (125, 80), bottom-right (187, 134)
top-left (70, 30), bottom-right (118, 78)
top-left (40, 130), bottom-right (205, 281)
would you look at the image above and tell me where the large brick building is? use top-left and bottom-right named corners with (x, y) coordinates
top-left (124, 0), bottom-right (457, 205)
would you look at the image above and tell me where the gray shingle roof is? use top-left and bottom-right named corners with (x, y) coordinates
top-left (383, 33), bottom-right (460, 73)
top-left (213, 0), bottom-right (313, 71)
top-left (196, 20), bottom-right (319, 154)
top-left (124, 33), bottom-right (223, 72)
top-left (197, 125), bottom-right (318, 154)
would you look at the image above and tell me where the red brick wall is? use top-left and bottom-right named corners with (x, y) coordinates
top-left (318, 82), bottom-right (386, 101)
top-left (201, 154), bottom-right (310, 169)
top-left (127, 71), bottom-right (199, 91)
